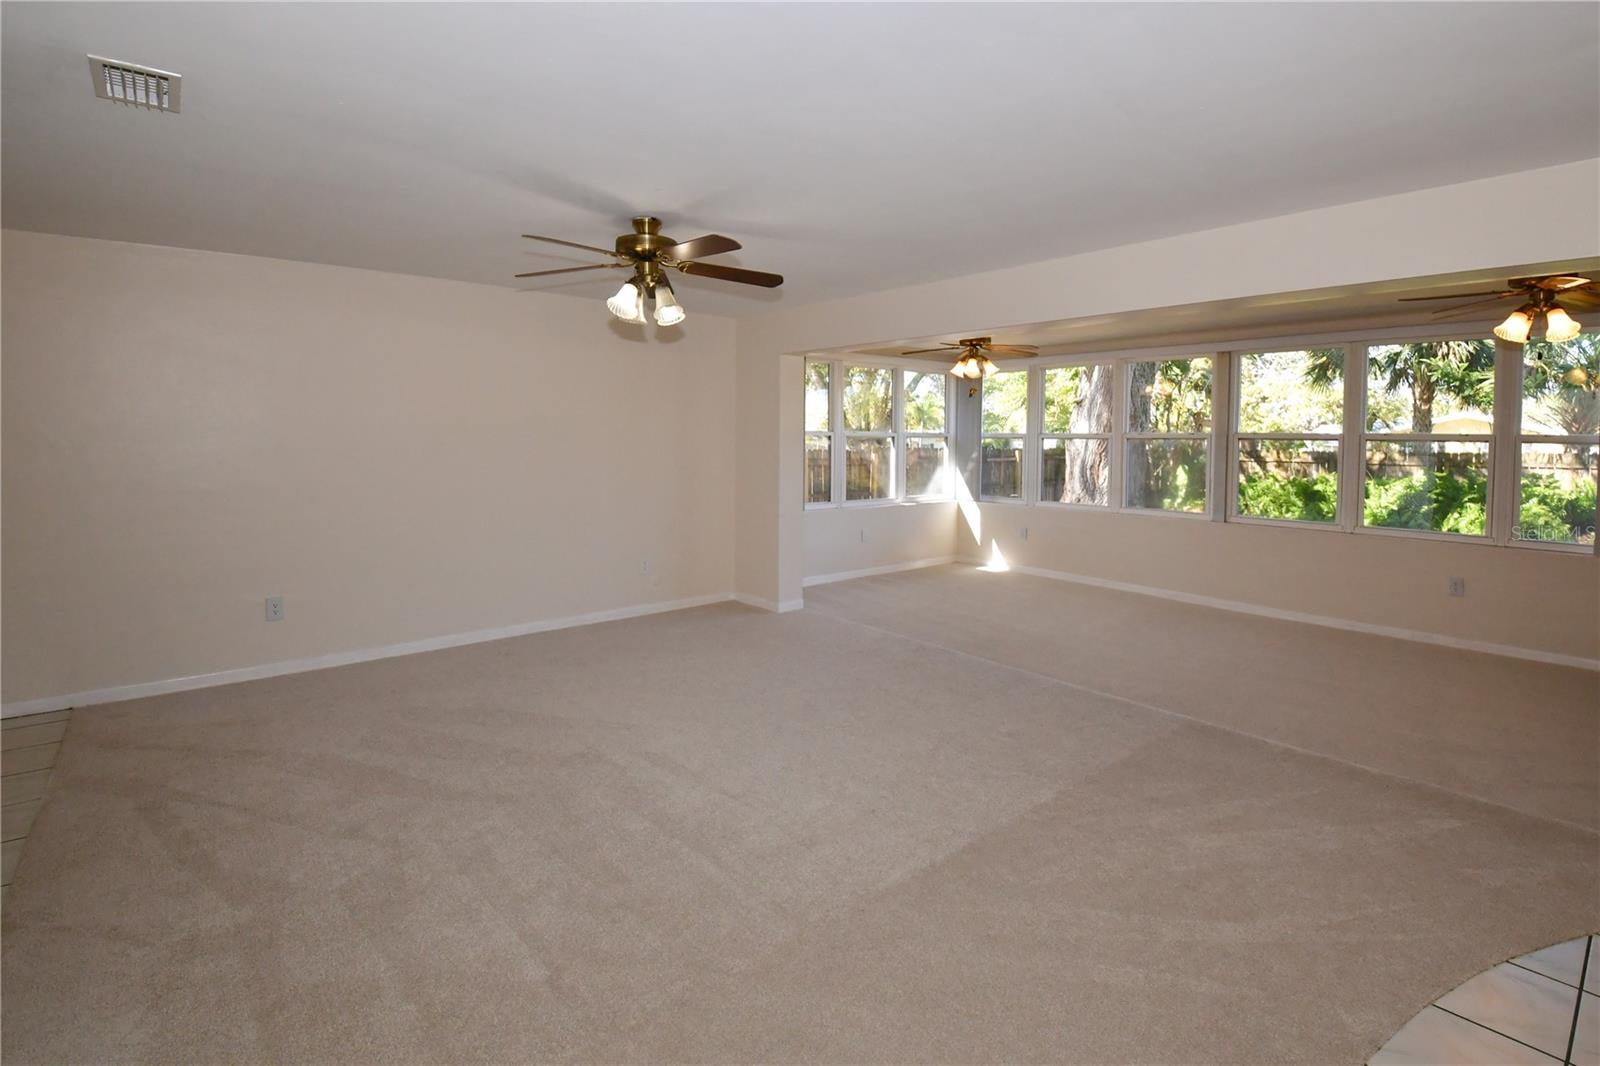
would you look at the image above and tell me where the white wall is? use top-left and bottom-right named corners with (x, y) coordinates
top-left (803, 503), bottom-right (956, 583)
top-left (751, 160), bottom-right (1600, 657)
top-left (1, 231), bottom-right (738, 706)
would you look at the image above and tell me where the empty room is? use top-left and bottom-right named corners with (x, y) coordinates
top-left (2, 3), bottom-right (1598, 1063)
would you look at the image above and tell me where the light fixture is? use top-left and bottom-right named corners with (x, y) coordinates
top-left (1543, 304), bottom-right (1582, 343)
top-left (1494, 304), bottom-right (1535, 344)
top-left (606, 280), bottom-right (643, 322)
top-left (950, 352), bottom-right (996, 378)
top-left (653, 280), bottom-right (686, 326)
top-left (1495, 296), bottom-right (1584, 345)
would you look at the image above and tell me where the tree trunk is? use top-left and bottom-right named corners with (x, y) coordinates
top-left (1412, 366), bottom-right (1434, 434)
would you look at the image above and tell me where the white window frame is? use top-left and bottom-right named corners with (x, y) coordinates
top-left (1507, 336), bottom-right (1599, 554)
top-left (803, 358), bottom-right (834, 509)
top-left (900, 367), bottom-right (952, 501)
top-left (1356, 334), bottom-right (1498, 543)
top-left (978, 366), bottom-right (1032, 504)
top-left (1121, 353), bottom-right (1217, 519)
top-left (803, 356), bottom-right (952, 509)
top-left (1036, 362), bottom-right (1116, 510)
top-left (1227, 345), bottom-right (1351, 531)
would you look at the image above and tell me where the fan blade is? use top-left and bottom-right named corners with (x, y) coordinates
top-left (1428, 294), bottom-right (1520, 316)
top-left (676, 261), bottom-right (783, 288)
top-left (988, 345), bottom-right (1039, 354)
top-left (663, 234), bottom-right (742, 261)
top-left (1398, 290), bottom-right (1514, 302)
top-left (901, 345), bottom-right (962, 355)
top-left (513, 263), bottom-right (620, 279)
top-left (521, 233), bottom-right (622, 257)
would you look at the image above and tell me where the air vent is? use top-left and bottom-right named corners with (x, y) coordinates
top-left (87, 55), bottom-right (181, 112)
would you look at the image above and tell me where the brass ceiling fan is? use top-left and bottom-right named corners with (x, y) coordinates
top-left (1398, 273), bottom-right (1596, 344)
top-left (516, 216), bottom-right (783, 325)
top-left (900, 337), bottom-right (1040, 381)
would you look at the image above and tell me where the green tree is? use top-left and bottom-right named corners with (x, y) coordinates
top-left (1523, 333), bottom-right (1600, 436)
top-left (1357, 340), bottom-right (1495, 432)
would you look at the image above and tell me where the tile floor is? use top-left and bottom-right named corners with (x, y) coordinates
top-left (1371, 934), bottom-right (1598, 1065)
top-left (1, 709), bottom-right (71, 905)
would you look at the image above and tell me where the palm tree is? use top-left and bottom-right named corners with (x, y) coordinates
top-left (1304, 342), bottom-right (1493, 432)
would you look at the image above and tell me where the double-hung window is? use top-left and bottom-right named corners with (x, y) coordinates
top-left (1040, 364), bottom-right (1113, 506)
top-left (1515, 332), bottom-right (1598, 547)
top-left (1233, 349), bottom-right (1345, 524)
top-left (1125, 357), bottom-right (1212, 513)
top-left (980, 369), bottom-right (1029, 500)
top-left (1361, 338), bottom-right (1495, 537)
top-left (902, 369), bottom-right (950, 498)
top-left (805, 359), bottom-right (951, 506)
top-left (843, 366), bottom-right (894, 501)
top-left (804, 360), bottom-right (832, 505)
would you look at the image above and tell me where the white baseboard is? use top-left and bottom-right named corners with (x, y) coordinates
top-left (802, 555), bottom-right (957, 588)
top-left (732, 593), bottom-right (805, 613)
top-left (1, 592), bottom-right (736, 719)
top-left (971, 559), bottom-right (1600, 671)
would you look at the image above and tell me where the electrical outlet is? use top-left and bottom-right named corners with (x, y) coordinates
top-left (640, 559), bottom-right (650, 576)
top-left (859, 529), bottom-right (867, 543)
top-left (1019, 526), bottom-right (1029, 541)
top-left (265, 596), bottom-right (285, 621)
top-left (1447, 577), bottom-right (1465, 597)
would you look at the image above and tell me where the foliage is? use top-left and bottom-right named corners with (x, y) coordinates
top-left (1239, 471), bottom-right (1338, 522)
top-left (1522, 333), bottom-right (1600, 436)
top-left (1518, 472), bottom-right (1598, 543)
top-left (1361, 340), bottom-right (1495, 432)
top-left (1127, 359), bottom-right (1210, 432)
top-left (1243, 349), bottom-right (1344, 433)
top-left (842, 366), bottom-right (892, 431)
top-left (903, 371), bottom-right (945, 432)
top-left (982, 370), bottom-right (1029, 433)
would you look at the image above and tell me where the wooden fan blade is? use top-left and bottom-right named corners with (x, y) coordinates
top-left (901, 345), bottom-right (962, 355)
top-left (988, 345), bottom-right (1039, 354)
top-left (1428, 294), bottom-right (1520, 316)
top-left (676, 261), bottom-right (783, 288)
top-left (1398, 290), bottom-right (1513, 302)
top-left (521, 233), bottom-right (622, 257)
top-left (1556, 287), bottom-right (1600, 309)
top-left (663, 234), bottom-right (741, 261)
top-left (513, 263), bottom-right (620, 279)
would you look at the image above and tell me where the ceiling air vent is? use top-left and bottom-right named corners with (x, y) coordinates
top-left (87, 55), bottom-right (181, 112)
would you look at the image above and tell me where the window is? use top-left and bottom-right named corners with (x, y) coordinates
top-left (804, 360), bottom-right (831, 505)
top-left (1040, 364), bottom-right (1112, 506)
top-left (981, 369), bottom-right (1029, 499)
top-left (804, 359), bottom-right (950, 506)
top-left (843, 366), bottom-right (894, 501)
top-left (1125, 358), bottom-right (1211, 513)
top-left (1516, 333), bottom-right (1598, 546)
top-left (1361, 339), bottom-right (1494, 536)
top-left (1235, 349), bottom-right (1344, 524)
top-left (903, 369), bottom-right (949, 497)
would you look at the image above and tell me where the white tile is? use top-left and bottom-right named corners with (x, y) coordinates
top-left (1435, 962), bottom-right (1581, 1059)
top-left (1573, 992), bottom-right (1599, 1066)
top-left (1369, 1005), bottom-right (1557, 1066)
top-left (1513, 936), bottom-right (1591, 989)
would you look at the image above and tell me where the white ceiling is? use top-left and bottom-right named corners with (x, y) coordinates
top-left (4, 3), bottom-right (1597, 317)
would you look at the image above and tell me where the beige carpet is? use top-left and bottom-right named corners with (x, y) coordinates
top-left (1, 571), bottom-right (1595, 1063)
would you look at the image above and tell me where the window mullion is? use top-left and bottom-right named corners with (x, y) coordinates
top-left (1490, 338), bottom-right (1521, 545)
top-left (831, 359), bottom-right (844, 506)
top-left (1109, 359), bottom-right (1125, 511)
top-left (1339, 342), bottom-right (1365, 532)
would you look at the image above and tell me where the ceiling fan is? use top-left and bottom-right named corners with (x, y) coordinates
top-left (1398, 273), bottom-right (1596, 344)
top-left (900, 337), bottom-right (1040, 381)
top-left (516, 216), bottom-right (783, 326)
